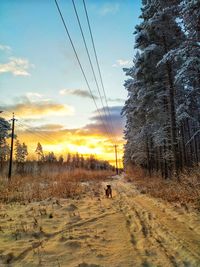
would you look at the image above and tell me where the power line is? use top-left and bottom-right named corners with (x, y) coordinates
top-left (54, 0), bottom-right (113, 142)
top-left (11, 118), bottom-right (57, 145)
top-left (71, 0), bottom-right (114, 140)
top-left (2, 110), bottom-right (60, 144)
top-left (16, 122), bottom-right (60, 145)
top-left (1, 112), bottom-right (120, 166)
top-left (2, 111), bottom-right (112, 149)
top-left (82, 0), bottom-right (117, 140)
top-left (2, 116), bottom-right (65, 154)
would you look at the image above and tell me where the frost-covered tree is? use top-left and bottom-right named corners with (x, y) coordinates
top-left (123, 0), bottom-right (200, 178)
top-left (162, 0), bottom-right (200, 166)
top-left (0, 140), bottom-right (10, 167)
top-left (0, 117), bottom-right (11, 168)
top-left (35, 142), bottom-right (44, 161)
top-left (176, 0), bottom-right (200, 166)
top-left (15, 140), bottom-right (28, 163)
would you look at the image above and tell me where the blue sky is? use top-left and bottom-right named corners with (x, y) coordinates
top-left (0, 0), bottom-right (141, 160)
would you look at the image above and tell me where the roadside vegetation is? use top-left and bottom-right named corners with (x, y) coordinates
top-left (0, 168), bottom-right (113, 203)
top-left (125, 165), bottom-right (200, 211)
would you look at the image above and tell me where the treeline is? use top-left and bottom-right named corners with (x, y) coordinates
top-left (122, 0), bottom-right (200, 178)
top-left (0, 118), bottom-right (114, 175)
top-left (34, 142), bottom-right (113, 171)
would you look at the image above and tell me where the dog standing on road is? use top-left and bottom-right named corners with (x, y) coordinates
top-left (105, 185), bottom-right (112, 198)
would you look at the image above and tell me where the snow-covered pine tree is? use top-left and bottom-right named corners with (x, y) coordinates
top-left (123, 0), bottom-right (191, 178)
top-left (176, 0), bottom-right (200, 166)
top-left (161, 0), bottom-right (200, 167)
top-left (0, 117), bottom-right (11, 169)
top-left (35, 142), bottom-right (44, 162)
top-left (15, 140), bottom-right (28, 163)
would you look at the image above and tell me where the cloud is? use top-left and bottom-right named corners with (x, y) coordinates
top-left (25, 92), bottom-right (51, 102)
top-left (25, 105), bottom-right (125, 138)
top-left (59, 89), bottom-right (124, 103)
top-left (112, 59), bottom-right (132, 67)
top-left (32, 124), bottom-right (64, 131)
top-left (17, 123), bottom-right (124, 162)
top-left (59, 89), bottom-right (98, 100)
top-left (14, 105), bottom-right (125, 162)
top-left (0, 57), bottom-right (34, 76)
top-left (84, 106), bottom-right (125, 137)
top-left (99, 3), bottom-right (119, 16)
top-left (0, 97), bottom-right (74, 119)
top-left (107, 97), bottom-right (125, 103)
top-left (0, 44), bottom-right (12, 52)
top-left (26, 92), bottom-right (43, 99)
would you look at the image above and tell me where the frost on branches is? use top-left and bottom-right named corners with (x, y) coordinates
top-left (123, 0), bottom-right (200, 179)
top-left (0, 117), bottom-right (11, 167)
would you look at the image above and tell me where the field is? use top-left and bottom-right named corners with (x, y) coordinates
top-left (0, 170), bottom-right (200, 267)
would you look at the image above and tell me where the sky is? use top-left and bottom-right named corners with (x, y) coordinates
top-left (0, 0), bottom-right (141, 165)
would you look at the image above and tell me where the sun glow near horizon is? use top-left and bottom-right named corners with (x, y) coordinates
top-left (16, 128), bottom-right (124, 164)
top-left (0, 0), bottom-right (138, 167)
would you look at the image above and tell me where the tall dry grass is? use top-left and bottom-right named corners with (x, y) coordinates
top-left (125, 165), bottom-right (200, 210)
top-left (0, 169), bottom-right (113, 203)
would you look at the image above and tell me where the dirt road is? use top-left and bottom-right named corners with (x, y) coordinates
top-left (110, 176), bottom-right (200, 267)
top-left (0, 176), bottom-right (200, 267)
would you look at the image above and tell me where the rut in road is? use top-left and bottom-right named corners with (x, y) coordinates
top-left (1, 176), bottom-right (200, 267)
top-left (109, 176), bottom-right (200, 267)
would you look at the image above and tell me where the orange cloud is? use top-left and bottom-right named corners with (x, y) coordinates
top-left (1, 98), bottom-right (74, 119)
top-left (15, 125), bottom-right (124, 164)
top-left (5, 104), bottom-right (124, 164)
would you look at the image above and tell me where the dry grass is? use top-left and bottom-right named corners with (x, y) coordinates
top-left (125, 165), bottom-right (200, 210)
top-left (0, 169), bottom-right (113, 203)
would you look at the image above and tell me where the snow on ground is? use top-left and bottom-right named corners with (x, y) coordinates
top-left (0, 176), bottom-right (200, 267)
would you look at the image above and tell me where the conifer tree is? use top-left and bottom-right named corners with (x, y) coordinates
top-left (123, 0), bottom-right (200, 178)
top-left (35, 142), bottom-right (44, 162)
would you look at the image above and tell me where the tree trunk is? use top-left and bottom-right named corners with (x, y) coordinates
top-left (162, 34), bottom-right (179, 178)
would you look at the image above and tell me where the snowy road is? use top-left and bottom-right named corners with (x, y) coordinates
top-left (1, 175), bottom-right (200, 266)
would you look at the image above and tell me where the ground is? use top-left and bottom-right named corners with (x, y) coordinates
top-left (0, 175), bottom-right (200, 267)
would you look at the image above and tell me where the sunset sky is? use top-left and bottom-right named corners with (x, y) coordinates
top-left (0, 0), bottom-right (141, 165)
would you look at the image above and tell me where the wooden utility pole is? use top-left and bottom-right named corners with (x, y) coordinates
top-left (114, 144), bottom-right (118, 175)
top-left (8, 113), bottom-right (15, 180)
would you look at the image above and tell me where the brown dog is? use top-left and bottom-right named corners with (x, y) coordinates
top-left (105, 185), bottom-right (112, 198)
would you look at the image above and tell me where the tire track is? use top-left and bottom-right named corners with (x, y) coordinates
top-left (111, 178), bottom-right (200, 267)
top-left (115, 188), bottom-right (176, 266)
